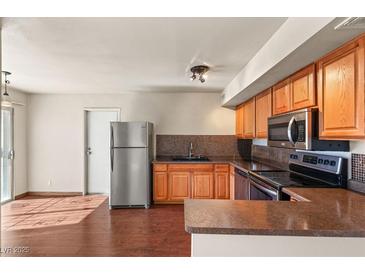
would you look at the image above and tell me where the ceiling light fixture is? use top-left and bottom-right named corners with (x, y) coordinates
top-left (190, 65), bottom-right (209, 83)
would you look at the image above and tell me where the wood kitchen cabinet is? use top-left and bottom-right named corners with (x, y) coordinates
top-left (192, 172), bottom-right (214, 199)
top-left (242, 98), bottom-right (256, 139)
top-left (215, 172), bottom-right (230, 199)
top-left (153, 163), bottom-right (231, 203)
top-left (214, 164), bottom-right (230, 199)
top-left (272, 79), bottom-right (291, 115)
top-left (153, 172), bottom-right (168, 201)
top-left (168, 172), bottom-right (191, 201)
top-left (290, 64), bottom-right (316, 111)
top-left (235, 98), bottom-right (256, 139)
top-left (235, 104), bottom-right (244, 138)
top-left (255, 88), bottom-right (272, 138)
top-left (317, 35), bottom-right (365, 139)
top-left (229, 165), bottom-right (235, 200)
top-left (272, 64), bottom-right (316, 115)
top-left (153, 164), bottom-right (168, 201)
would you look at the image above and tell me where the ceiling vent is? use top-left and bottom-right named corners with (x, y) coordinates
top-left (335, 17), bottom-right (365, 30)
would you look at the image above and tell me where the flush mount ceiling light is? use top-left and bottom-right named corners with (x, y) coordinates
top-left (190, 65), bottom-right (209, 83)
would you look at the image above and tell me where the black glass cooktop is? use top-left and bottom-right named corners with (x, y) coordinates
top-left (250, 170), bottom-right (338, 190)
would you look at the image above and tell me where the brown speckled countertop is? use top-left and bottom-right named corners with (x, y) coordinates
top-left (184, 188), bottom-right (365, 237)
top-left (153, 156), bottom-right (277, 173)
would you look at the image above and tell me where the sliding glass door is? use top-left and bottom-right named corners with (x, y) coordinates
top-left (1, 107), bottom-right (14, 203)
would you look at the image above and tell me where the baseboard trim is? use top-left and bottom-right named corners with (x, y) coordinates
top-left (15, 192), bottom-right (28, 200)
top-left (26, 192), bottom-right (83, 197)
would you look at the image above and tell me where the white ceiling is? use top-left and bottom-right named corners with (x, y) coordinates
top-left (1, 17), bottom-right (287, 94)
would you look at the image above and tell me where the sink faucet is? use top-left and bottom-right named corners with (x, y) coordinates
top-left (188, 142), bottom-right (193, 158)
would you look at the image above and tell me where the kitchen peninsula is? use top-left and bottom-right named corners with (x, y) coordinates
top-left (184, 188), bottom-right (365, 256)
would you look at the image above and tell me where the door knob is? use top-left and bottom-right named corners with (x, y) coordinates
top-left (8, 149), bottom-right (15, 160)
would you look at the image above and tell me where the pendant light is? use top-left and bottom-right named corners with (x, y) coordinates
top-left (1, 71), bottom-right (13, 107)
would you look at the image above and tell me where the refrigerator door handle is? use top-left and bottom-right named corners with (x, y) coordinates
top-left (110, 124), bottom-right (114, 172)
top-left (111, 148), bottom-right (114, 172)
top-left (110, 124), bottom-right (114, 148)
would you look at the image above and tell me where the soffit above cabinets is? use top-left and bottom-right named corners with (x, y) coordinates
top-left (222, 17), bottom-right (365, 108)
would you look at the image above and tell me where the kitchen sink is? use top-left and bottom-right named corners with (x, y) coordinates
top-left (172, 155), bottom-right (210, 162)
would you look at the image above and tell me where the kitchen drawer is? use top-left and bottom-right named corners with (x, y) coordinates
top-left (168, 164), bottom-right (214, 172)
top-left (153, 164), bottom-right (167, 172)
top-left (215, 164), bottom-right (229, 172)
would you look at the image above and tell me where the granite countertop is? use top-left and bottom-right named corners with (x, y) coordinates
top-left (153, 156), bottom-right (278, 173)
top-left (184, 188), bottom-right (365, 237)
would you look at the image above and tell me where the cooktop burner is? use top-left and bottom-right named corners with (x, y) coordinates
top-left (251, 170), bottom-right (339, 190)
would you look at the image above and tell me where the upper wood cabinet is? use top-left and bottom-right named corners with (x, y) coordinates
top-left (192, 172), bottom-right (214, 199)
top-left (272, 64), bottom-right (316, 115)
top-left (255, 89), bottom-right (272, 138)
top-left (317, 35), bottom-right (365, 139)
top-left (242, 98), bottom-right (256, 138)
top-left (235, 104), bottom-right (244, 138)
top-left (291, 64), bottom-right (316, 111)
top-left (235, 99), bottom-right (255, 139)
top-left (272, 79), bottom-right (291, 115)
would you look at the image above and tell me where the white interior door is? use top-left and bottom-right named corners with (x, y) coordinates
top-left (1, 107), bottom-right (14, 203)
top-left (87, 110), bottom-right (119, 194)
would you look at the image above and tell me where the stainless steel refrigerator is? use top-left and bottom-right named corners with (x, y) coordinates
top-left (110, 122), bottom-right (153, 209)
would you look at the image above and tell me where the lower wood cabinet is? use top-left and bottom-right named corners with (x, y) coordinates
top-left (168, 172), bottom-right (190, 201)
top-left (214, 172), bottom-right (230, 199)
top-left (153, 172), bottom-right (168, 201)
top-left (229, 165), bottom-right (235, 200)
top-left (153, 163), bottom-right (230, 203)
top-left (192, 172), bottom-right (214, 199)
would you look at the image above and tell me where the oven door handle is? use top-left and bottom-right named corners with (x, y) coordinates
top-left (250, 179), bottom-right (278, 198)
top-left (287, 116), bottom-right (296, 145)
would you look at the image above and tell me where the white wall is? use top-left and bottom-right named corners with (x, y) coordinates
top-left (350, 141), bottom-right (365, 154)
top-left (4, 89), bottom-right (28, 196)
top-left (27, 92), bottom-right (235, 192)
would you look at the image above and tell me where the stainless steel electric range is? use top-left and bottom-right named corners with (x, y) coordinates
top-left (248, 152), bottom-right (348, 201)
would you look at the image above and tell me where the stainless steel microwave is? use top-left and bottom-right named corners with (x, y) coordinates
top-left (267, 108), bottom-right (349, 151)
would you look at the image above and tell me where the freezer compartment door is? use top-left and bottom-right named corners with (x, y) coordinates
top-left (110, 148), bottom-right (150, 207)
top-left (111, 122), bottom-right (148, 148)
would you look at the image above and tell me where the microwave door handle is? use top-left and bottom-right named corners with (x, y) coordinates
top-left (287, 117), bottom-right (296, 145)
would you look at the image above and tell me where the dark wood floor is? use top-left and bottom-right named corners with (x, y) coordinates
top-left (1, 195), bottom-right (190, 257)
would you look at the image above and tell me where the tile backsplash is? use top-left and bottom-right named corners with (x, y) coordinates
top-left (156, 135), bottom-right (239, 157)
top-left (351, 154), bottom-right (365, 183)
top-left (251, 144), bottom-right (295, 170)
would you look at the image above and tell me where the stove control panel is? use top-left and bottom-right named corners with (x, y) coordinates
top-left (289, 152), bottom-right (343, 174)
